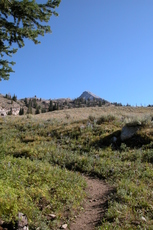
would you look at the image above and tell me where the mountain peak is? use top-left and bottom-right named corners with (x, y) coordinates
top-left (78, 91), bottom-right (100, 100)
top-left (78, 91), bottom-right (110, 104)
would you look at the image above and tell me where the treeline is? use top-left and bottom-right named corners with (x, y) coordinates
top-left (24, 97), bottom-right (59, 115)
top-left (5, 93), bottom-right (17, 103)
top-left (72, 98), bottom-right (107, 107)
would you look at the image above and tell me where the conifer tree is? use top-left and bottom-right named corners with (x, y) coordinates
top-left (35, 106), bottom-right (40, 114)
top-left (49, 100), bottom-right (53, 111)
top-left (32, 98), bottom-right (37, 108)
top-left (12, 94), bottom-right (17, 102)
top-left (19, 107), bottom-right (24, 115)
top-left (24, 97), bottom-right (28, 106)
top-left (27, 99), bottom-right (32, 114)
top-left (98, 100), bottom-right (102, 107)
top-left (8, 107), bottom-right (12, 115)
top-left (0, 0), bottom-right (61, 81)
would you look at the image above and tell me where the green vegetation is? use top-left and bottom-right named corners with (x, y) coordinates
top-left (0, 156), bottom-right (85, 229)
top-left (0, 110), bottom-right (153, 229)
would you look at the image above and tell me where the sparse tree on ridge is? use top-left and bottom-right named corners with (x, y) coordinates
top-left (49, 100), bottom-right (53, 111)
top-left (12, 94), bottom-right (17, 102)
top-left (24, 98), bottom-right (28, 106)
top-left (0, 0), bottom-right (61, 81)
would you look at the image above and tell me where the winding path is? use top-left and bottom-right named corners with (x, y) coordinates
top-left (69, 176), bottom-right (113, 230)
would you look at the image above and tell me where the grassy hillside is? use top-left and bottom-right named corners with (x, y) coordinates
top-left (0, 106), bottom-right (153, 229)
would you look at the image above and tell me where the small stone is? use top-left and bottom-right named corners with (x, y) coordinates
top-left (61, 224), bottom-right (68, 229)
top-left (23, 227), bottom-right (29, 230)
top-left (48, 214), bottom-right (56, 220)
top-left (141, 216), bottom-right (146, 222)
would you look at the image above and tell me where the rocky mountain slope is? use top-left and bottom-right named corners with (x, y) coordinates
top-left (0, 94), bottom-right (22, 116)
top-left (0, 91), bottom-right (110, 116)
top-left (78, 91), bottom-right (109, 103)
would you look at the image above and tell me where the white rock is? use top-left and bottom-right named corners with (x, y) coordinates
top-left (23, 226), bottom-right (29, 230)
top-left (18, 212), bottom-right (28, 230)
top-left (48, 214), bottom-right (56, 219)
top-left (61, 223), bottom-right (68, 229)
top-left (141, 216), bottom-right (146, 222)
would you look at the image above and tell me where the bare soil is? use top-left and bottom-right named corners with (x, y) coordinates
top-left (69, 176), bottom-right (114, 230)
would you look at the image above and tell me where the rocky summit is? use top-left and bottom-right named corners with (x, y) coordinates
top-left (78, 91), bottom-right (109, 103)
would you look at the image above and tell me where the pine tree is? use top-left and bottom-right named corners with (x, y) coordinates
top-left (98, 100), bottom-right (102, 107)
top-left (32, 98), bottom-right (37, 108)
top-left (0, 0), bottom-right (61, 81)
top-left (27, 100), bottom-right (32, 114)
top-left (24, 98), bottom-right (28, 106)
top-left (12, 94), bottom-right (17, 102)
top-left (35, 106), bottom-right (40, 114)
top-left (8, 107), bottom-right (12, 115)
top-left (5, 93), bottom-right (11, 99)
top-left (19, 107), bottom-right (24, 115)
top-left (49, 100), bottom-right (53, 111)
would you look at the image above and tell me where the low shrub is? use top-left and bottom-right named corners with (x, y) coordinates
top-left (97, 114), bottom-right (116, 125)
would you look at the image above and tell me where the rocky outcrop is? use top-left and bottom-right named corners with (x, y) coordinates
top-left (12, 108), bottom-right (20, 115)
top-left (121, 123), bottom-right (140, 141)
top-left (0, 108), bottom-right (7, 116)
top-left (0, 213), bottom-right (28, 230)
top-left (0, 107), bottom-right (20, 116)
top-left (18, 212), bottom-right (29, 230)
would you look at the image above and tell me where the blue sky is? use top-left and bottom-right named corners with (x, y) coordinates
top-left (1, 0), bottom-right (153, 106)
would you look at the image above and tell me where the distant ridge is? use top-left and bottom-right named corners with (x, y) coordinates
top-left (0, 91), bottom-right (111, 117)
top-left (78, 91), bottom-right (109, 103)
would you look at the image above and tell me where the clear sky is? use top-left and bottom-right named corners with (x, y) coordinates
top-left (1, 0), bottom-right (153, 106)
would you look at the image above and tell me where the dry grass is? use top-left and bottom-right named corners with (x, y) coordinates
top-left (24, 105), bottom-right (153, 124)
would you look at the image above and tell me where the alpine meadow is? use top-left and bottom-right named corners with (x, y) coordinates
top-left (1, 1), bottom-right (153, 230)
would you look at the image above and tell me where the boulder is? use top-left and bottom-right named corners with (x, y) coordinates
top-left (121, 125), bottom-right (139, 141)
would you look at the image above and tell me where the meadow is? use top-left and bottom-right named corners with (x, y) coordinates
top-left (0, 105), bottom-right (153, 229)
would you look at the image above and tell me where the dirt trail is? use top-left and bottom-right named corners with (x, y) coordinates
top-left (69, 176), bottom-right (114, 230)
